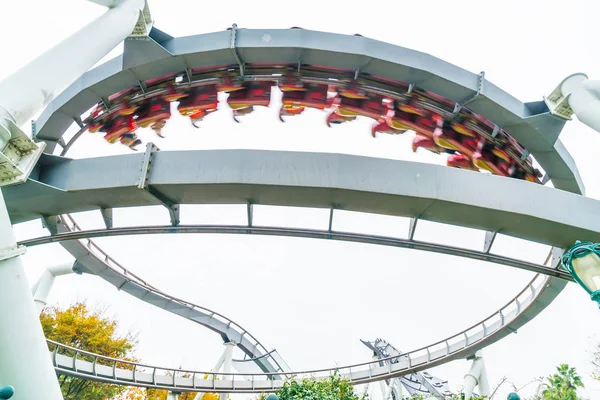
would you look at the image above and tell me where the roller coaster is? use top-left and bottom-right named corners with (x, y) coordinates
top-left (0, 1), bottom-right (599, 399)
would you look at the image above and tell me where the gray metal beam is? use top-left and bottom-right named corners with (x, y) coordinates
top-left (483, 231), bottom-right (497, 254)
top-left (137, 143), bottom-right (180, 226)
top-left (100, 208), bottom-right (113, 229)
top-left (4, 150), bottom-right (599, 248)
top-left (32, 28), bottom-right (582, 194)
top-left (18, 224), bottom-right (573, 280)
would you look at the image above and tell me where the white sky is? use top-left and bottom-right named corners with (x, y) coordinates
top-left (2, 0), bottom-right (600, 399)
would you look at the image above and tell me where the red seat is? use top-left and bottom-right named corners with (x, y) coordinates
top-left (137, 97), bottom-right (171, 128)
top-left (227, 82), bottom-right (272, 122)
top-left (412, 134), bottom-right (444, 154)
top-left (103, 115), bottom-right (136, 143)
top-left (178, 85), bottom-right (219, 127)
top-left (280, 84), bottom-right (329, 121)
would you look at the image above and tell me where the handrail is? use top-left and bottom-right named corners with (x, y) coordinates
top-left (46, 269), bottom-right (548, 386)
top-left (60, 214), bottom-right (288, 374)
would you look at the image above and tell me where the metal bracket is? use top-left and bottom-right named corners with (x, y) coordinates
top-left (100, 97), bottom-right (111, 109)
top-left (0, 245), bottom-right (26, 261)
top-left (541, 174), bottom-right (551, 185)
top-left (408, 217), bottom-right (419, 240)
top-left (550, 247), bottom-right (565, 270)
top-left (74, 117), bottom-right (84, 129)
top-left (138, 143), bottom-right (180, 226)
top-left (185, 68), bottom-right (193, 83)
top-left (354, 69), bottom-right (360, 80)
top-left (454, 71), bottom-right (485, 114)
top-left (0, 118), bottom-right (46, 187)
top-left (138, 142), bottom-right (160, 190)
top-left (328, 205), bottom-right (335, 232)
top-left (520, 149), bottom-right (530, 161)
top-left (101, 208), bottom-right (113, 229)
top-left (230, 23), bottom-right (245, 76)
top-left (138, 80), bottom-right (148, 94)
top-left (31, 119), bottom-right (38, 137)
top-left (42, 215), bottom-right (61, 235)
top-left (483, 231), bottom-right (497, 254)
top-left (129, 0), bottom-right (154, 37)
top-left (491, 125), bottom-right (500, 138)
top-left (247, 202), bottom-right (254, 228)
top-left (407, 83), bottom-right (415, 94)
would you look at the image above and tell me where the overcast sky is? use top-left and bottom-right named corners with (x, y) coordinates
top-left (2, 0), bottom-right (600, 399)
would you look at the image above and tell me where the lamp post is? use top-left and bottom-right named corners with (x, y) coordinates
top-left (561, 241), bottom-right (600, 305)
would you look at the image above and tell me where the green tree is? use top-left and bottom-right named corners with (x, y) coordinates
top-left (258, 372), bottom-right (367, 400)
top-left (541, 364), bottom-right (584, 400)
top-left (41, 302), bottom-right (138, 400)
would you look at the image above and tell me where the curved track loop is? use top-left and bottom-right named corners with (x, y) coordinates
top-left (53, 215), bottom-right (289, 375)
top-left (47, 271), bottom-right (555, 393)
top-left (21, 26), bottom-right (589, 391)
top-left (21, 220), bottom-right (571, 280)
top-left (34, 28), bottom-right (583, 193)
top-left (36, 212), bottom-right (565, 392)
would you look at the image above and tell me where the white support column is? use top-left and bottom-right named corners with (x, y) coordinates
top-left (31, 261), bottom-right (75, 314)
top-left (463, 351), bottom-right (490, 399)
top-left (220, 342), bottom-right (236, 400)
top-left (0, 1), bottom-right (147, 399)
top-left (0, 195), bottom-right (64, 399)
top-left (545, 73), bottom-right (600, 135)
top-left (378, 380), bottom-right (388, 399)
top-left (0, 0), bottom-right (146, 127)
top-left (392, 379), bottom-right (403, 399)
top-left (477, 356), bottom-right (490, 398)
top-left (194, 342), bottom-right (236, 400)
top-left (166, 392), bottom-right (180, 400)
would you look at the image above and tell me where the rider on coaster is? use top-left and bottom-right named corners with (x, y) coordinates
top-left (136, 96), bottom-right (172, 138)
top-left (102, 113), bottom-right (137, 144)
top-left (375, 97), bottom-right (438, 138)
top-left (327, 82), bottom-right (388, 128)
top-left (471, 138), bottom-right (512, 176)
top-left (119, 133), bottom-right (142, 150)
top-left (279, 80), bottom-right (329, 122)
top-left (177, 84), bottom-right (219, 127)
top-left (226, 81), bottom-right (272, 122)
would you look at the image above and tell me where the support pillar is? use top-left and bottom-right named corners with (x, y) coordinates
top-left (0, 0), bottom-right (147, 127)
top-left (0, 1), bottom-right (147, 398)
top-left (166, 392), bottom-right (180, 400)
top-left (31, 261), bottom-right (75, 314)
top-left (220, 342), bottom-right (235, 400)
top-left (0, 195), bottom-right (63, 399)
top-left (194, 342), bottom-right (236, 400)
top-left (463, 351), bottom-right (490, 399)
top-left (545, 73), bottom-right (600, 135)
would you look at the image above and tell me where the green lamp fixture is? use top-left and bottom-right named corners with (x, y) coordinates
top-left (0, 385), bottom-right (14, 399)
top-left (561, 241), bottom-right (600, 305)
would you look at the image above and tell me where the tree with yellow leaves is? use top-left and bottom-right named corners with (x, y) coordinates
top-left (41, 302), bottom-right (139, 400)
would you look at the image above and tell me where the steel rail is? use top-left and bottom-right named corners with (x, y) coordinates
top-left (20, 223), bottom-right (571, 280)
top-left (45, 270), bottom-right (550, 392)
top-left (53, 214), bottom-right (289, 375)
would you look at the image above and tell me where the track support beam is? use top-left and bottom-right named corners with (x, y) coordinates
top-left (101, 208), bottom-right (113, 229)
top-left (138, 143), bottom-right (180, 226)
top-left (551, 247), bottom-right (564, 269)
top-left (483, 231), bottom-right (497, 253)
top-left (408, 217), bottom-right (418, 240)
top-left (230, 23), bottom-right (245, 76)
top-left (42, 215), bottom-right (60, 235)
top-left (247, 202), bottom-right (254, 228)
